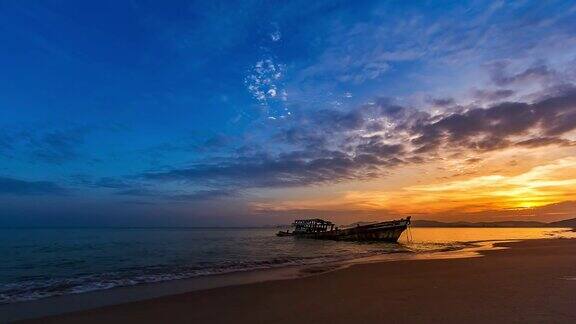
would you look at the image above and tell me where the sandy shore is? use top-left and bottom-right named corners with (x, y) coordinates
top-left (22, 239), bottom-right (576, 323)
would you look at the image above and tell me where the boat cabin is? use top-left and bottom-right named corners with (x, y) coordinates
top-left (292, 219), bottom-right (334, 234)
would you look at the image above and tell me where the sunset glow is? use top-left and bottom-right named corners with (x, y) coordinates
top-left (4, 3), bottom-right (576, 323)
top-left (1, 1), bottom-right (576, 226)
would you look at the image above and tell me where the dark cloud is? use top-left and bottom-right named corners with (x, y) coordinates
top-left (92, 177), bottom-right (133, 189)
top-left (142, 88), bottom-right (576, 191)
top-left (472, 89), bottom-right (515, 101)
top-left (0, 124), bottom-right (125, 165)
top-left (488, 61), bottom-right (557, 86)
top-left (312, 108), bottom-right (365, 131)
top-left (143, 151), bottom-right (377, 188)
top-left (515, 137), bottom-right (575, 148)
top-left (120, 200), bottom-right (158, 206)
top-left (465, 157), bottom-right (483, 164)
top-left (0, 177), bottom-right (67, 195)
top-left (203, 134), bottom-right (231, 148)
top-left (167, 189), bottom-right (238, 201)
top-left (115, 186), bottom-right (238, 202)
top-left (410, 89), bottom-right (576, 152)
top-left (429, 97), bottom-right (455, 107)
top-left (136, 133), bottom-right (238, 165)
top-left (115, 188), bottom-right (157, 196)
top-left (274, 127), bottom-right (328, 149)
top-left (71, 175), bottom-right (134, 189)
top-left (28, 127), bottom-right (90, 164)
top-left (355, 136), bottom-right (404, 156)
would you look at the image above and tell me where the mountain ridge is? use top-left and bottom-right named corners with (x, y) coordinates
top-left (411, 218), bottom-right (576, 228)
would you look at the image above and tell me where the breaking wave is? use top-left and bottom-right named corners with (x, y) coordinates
top-left (0, 240), bottom-right (467, 304)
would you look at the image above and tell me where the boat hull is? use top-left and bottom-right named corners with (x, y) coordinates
top-left (285, 218), bottom-right (410, 243)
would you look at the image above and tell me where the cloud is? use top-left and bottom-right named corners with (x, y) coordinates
top-left (409, 88), bottom-right (576, 152)
top-left (115, 188), bottom-right (157, 197)
top-left (71, 175), bottom-right (134, 189)
top-left (306, 2), bottom-right (576, 93)
top-left (91, 177), bottom-right (133, 189)
top-left (515, 137), bottom-right (575, 148)
top-left (465, 157), bottom-right (483, 164)
top-left (402, 157), bottom-right (576, 212)
top-left (142, 150), bottom-right (385, 188)
top-left (300, 47), bottom-right (394, 85)
top-left (28, 127), bottom-right (90, 164)
top-left (274, 127), bottom-right (329, 149)
top-left (245, 59), bottom-right (284, 101)
top-left (429, 97), bottom-right (455, 107)
top-left (0, 177), bottom-right (67, 196)
top-left (472, 88), bottom-right (515, 101)
top-left (322, 157), bottom-right (576, 216)
top-left (270, 23), bottom-right (281, 42)
top-left (355, 137), bottom-right (404, 156)
top-left (201, 134), bottom-right (232, 151)
top-left (115, 186), bottom-right (238, 202)
top-left (0, 125), bottom-right (112, 165)
top-left (488, 61), bottom-right (557, 86)
top-left (166, 189), bottom-right (238, 201)
top-left (120, 200), bottom-right (157, 206)
top-left (141, 87), bottom-right (576, 191)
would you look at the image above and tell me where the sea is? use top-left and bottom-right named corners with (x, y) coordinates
top-left (1, 227), bottom-right (574, 305)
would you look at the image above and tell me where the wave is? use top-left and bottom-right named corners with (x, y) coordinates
top-left (0, 241), bottom-right (469, 305)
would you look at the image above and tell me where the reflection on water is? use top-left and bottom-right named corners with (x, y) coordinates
top-left (401, 227), bottom-right (576, 243)
top-left (0, 226), bottom-right (573, 304)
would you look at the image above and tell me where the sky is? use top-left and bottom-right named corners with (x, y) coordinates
top-left (1, 0), bottom-right (576, 226)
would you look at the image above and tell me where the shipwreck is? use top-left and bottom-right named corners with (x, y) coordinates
top-left (276, 217), bottom-right (411, 242)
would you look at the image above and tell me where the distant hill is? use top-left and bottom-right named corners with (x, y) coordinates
top-left (411, 219), bottom-right (563, 228)
top-left (342, 218), bottom-right (576, 228)
top-left (548, 218), bottom-right (576, 228)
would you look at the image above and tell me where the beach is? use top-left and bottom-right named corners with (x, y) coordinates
top-left (25, 238), bottom-right (576, 324)
top-left (4, 1), bottom-right (576, 323)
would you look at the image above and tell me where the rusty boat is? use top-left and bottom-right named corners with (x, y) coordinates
top-left (276, 217), bottom-right (411, 242)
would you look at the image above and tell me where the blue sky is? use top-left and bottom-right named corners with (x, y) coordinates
top-left (2, 1), bottom-right (576, 226)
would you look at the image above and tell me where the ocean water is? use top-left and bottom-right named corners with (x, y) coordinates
top-left (0, 227), bottom-right (573, 304)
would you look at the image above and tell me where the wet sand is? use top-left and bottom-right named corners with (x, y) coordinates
top-left (24, 239), bottom-right (576, 323)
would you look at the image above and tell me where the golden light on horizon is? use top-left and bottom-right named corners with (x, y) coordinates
top-left (514, 201), bottom-right (541, 209)
top-left (251, 157), bottom-right (576, 218)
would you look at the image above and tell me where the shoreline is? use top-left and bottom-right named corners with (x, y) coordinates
top-left (4, 237), bottom-right (575, 322)
top-left (28, 238), bottom-right (576, 323)
top-left (2, 227), bottom-right (572, 316)
top-left (0, 239), bottom-right (491, 322)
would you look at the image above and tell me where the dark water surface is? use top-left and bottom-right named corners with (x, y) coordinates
top-left (0, 227), bottom-right (573, 304)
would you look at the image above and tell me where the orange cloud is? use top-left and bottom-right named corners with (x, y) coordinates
top-left (252, 157), bottom-right (576, 217)
top-left (347, 157), bottom-right (576, 213)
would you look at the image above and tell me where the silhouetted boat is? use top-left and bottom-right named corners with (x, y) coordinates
top-left (276, 217), bottom-right (411, 242)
